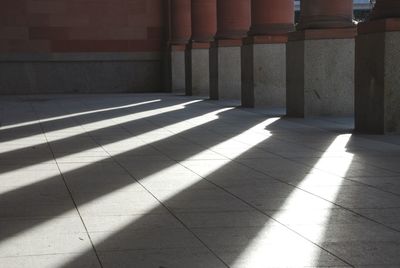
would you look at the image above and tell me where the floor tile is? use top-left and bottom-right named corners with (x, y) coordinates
top-left (2, 94), bottom-right (400, 268)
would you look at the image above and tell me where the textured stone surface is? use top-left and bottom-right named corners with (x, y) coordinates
top-left (215, 46), bottom-right (242, 100)
top-left (242, 43), bottom-right (286, 108)
top-left (0, 52), bottom-right (161, 62)
top-left (384, 31), bottom-right (400, 133)
top-left (287, 38), bottom-right (355, 117)
top-left (171, 50), bottom-right (186, 94)
top-left (355, 31), bottom-right (400, 134)
top-left (355, 32), bottom-right (385, 134)
top-left (286, 40), bottom-right (305, 117)
top-left (1, 94), bottom-right (400, 267)
top-left (187, 48), bottom-right (210, 97)
top-left (0, 59), bottom-right (161, 94)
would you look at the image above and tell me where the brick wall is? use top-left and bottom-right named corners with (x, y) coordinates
top-left (0, 0), bottom-right (163, 53)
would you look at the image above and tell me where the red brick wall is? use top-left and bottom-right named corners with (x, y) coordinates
top-left (0, 0), bottom-right (163, 53)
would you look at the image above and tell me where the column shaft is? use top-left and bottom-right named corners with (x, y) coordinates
top-left (249, 0), bottom-right (294, 35)
top-left (169, 0), bottom-right (191, 93)
top-left (170, 0), bottom-right (192, 44)
top-left (191, 0), bottom-right (217, 42)
top-left (370, 0), bottom-right (400, 20)
top-left (215, 0), bottom-right (251, 39)
top-left (298, 0), bottom-right (354, 29)
top-left (186, 0), bottom-right (217, 97)
top-left (210, 0), bottom-right (251, 101)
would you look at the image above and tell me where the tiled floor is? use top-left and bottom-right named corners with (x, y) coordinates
top-left (1, 94), bottom-right (400, 267)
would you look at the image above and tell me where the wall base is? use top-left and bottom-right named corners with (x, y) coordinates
top-left (355, 30), bottom-right (400, 134)
top-left (0, 52), bottom-right (161, 94)
top-left (287, 37), bottom-right (355, 117)
top-left (210, 42), bottom-right (242, 101)
top-left (186, 47), bottom-right (210, 97)
top-left (242, 42), bottom-right (286, 108)
top-left (171, 46), bottom-right (186, 94)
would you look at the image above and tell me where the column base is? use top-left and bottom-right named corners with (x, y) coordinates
top-left (210, 40), bottom-right (242, 100)
top-left (171, 45), bottom-right (186, 94)
top-left (242, 36), bottom-right (287, 108)
top-left (287, 29), bottom-right (356, 117)
top-left (356, 20), bottom-right (400, 134)
top-left (185, 43), bottom-right (211, 97)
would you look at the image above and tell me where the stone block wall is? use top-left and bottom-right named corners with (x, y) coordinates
top-left (0, 0), bottom-right (164, 94)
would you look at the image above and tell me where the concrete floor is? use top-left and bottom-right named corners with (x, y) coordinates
top-left (1, 94), bottom-right (400, 268)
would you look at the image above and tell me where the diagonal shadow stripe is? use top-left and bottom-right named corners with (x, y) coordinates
top-left (0, 97), bottom-right (162, 143)
top-left (0, 96), bottom-right (198, 149)
top-left (2, 97), bottom-right (400, 267)
top-left (0, 102), bottom-right (241, 244)
top-left (57, 114), bottom-right (354, 267)
top-left (0, 99), bottom-right (210, 175)
top-left (0, 94), bottom-right (168, 131)
top-left (6, 96), bottom-right (393, 267)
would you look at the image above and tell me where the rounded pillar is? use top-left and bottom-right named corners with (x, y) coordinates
top-left (370, 0), bottom-right (400, 20)
top-left (298, 0), bottom-right (354, 30)
top-left (215, 0), bottom-right (251, 39)
top-left (249, 0), bottom-right (294, 35)
top-left (170, 0), bottom-right (192, 44)
top-left (191, 0), bottom-right (217, 42)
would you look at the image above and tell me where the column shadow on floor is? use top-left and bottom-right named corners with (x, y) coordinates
top-left (54, 112), bottom-right (353, 267)
top-left (2, 96), bottom-right (400, 267)
top-left (0, 97), bottom-right (213, 175)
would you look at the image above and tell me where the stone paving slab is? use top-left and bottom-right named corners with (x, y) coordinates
top-left (1, 94), bottom-right (400, 267)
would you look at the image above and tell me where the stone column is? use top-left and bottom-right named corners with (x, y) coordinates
top-left (185, 0), bottom-right (217, 97)
top-left (210, 0), bottom-right (251, 100)
top-left (369, 0), bottom-right (400, 20)
top-left (169, 0), bottom-right (191, 94)
top-left (355, 0), bottom-right (400, 134)
top-left (242, 0), bottom-right (294, 108)
top-left (286, 0), bottom-right (356, 117)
